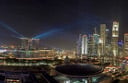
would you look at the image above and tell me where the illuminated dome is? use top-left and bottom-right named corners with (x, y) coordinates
top-left (55, 64), bottom-right (103, 77)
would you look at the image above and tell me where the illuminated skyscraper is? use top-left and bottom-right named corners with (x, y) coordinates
top-left (81, 35), bottom-right (88, 55)
top-left (20, 38), bottom-right (40, 50)
top-left (111, 21), bottom-right (119, 57)
top-left (88, 34), bottom-right (93, 56)
top-left (20, 37), bottom-right (29, 50)
top-left (77, 34), bottom-right (82, 56)
top-left (106, 28), bottom-right (111, 45)
top-left (32, 38), bottom-right (40, 50)
top-left (88, 28), bottom-right (99, 56)
top-left (124, 33), bottom-right (128, 56)
top-left (92, 34), bottom-right (99, 56)
top-left (98, 24), bottom-right (106, 56)
top-left (105, 28), bottom-right (112, 58)
top-left (28, 38), bottom-right (33, 50)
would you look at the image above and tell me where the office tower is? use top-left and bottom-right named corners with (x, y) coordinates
top-left (124, 33), bottom-right (128, 56)
top-left (93, 34), bottom-right (100, 45)
top-left (32, 38), bottom-right (40, 50)
top-left (105, 28), bottom-right (112, 58)
top-left (20, 37), bottom-right (29, 50)
top-left (88, 34), bottom-right (93, 56)
top-left (106, 28), bottom-right (111, 45)
top-left (87, 28), bottom-right (100, 56)
top-left (20, 37), bottom-right (40, 50)
top-left (92, 33), bottom-right (99, 56)
top-left (98, 38), bottom-right (102, 57)
top-left (99, 24), bottom-right (106, 56)
top-left (28, 38), bottom-right (33, 50)
top-left (81, 35), bottom-right (88, 55)
top-left (111, 21), bottom-right (119, 57)
top-left (77, 34), bottom-right (82, 56)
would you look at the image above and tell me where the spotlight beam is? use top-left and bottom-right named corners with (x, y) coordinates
top-left (0, 22), bottom-right (24, 37)
top-left (33, 29), bottom-right (62, 39)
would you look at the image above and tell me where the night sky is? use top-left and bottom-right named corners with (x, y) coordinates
top-left (0, 0), bottom-right (128, 49)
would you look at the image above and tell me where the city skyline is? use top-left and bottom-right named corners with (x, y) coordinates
top-left (0, 0), bottom-right (128, 49)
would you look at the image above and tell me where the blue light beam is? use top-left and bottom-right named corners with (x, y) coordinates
top-left (0, 22), bottom-right (24, 37)
top-left (33, 29), bottom-right (61, 39)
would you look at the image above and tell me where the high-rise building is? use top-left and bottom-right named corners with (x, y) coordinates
top-left (98, 24), bottom-right (106, 56)
top-left (77, 34), bottom-right (82, 56)
top-left (20, 37), bottom-right (29, 50)
top-left (98, 38), bottom-right (102, 57)
top-left (111, 21), bottom-right (119, 57)
top-left (20, 38), bottom-right (40, 50)
top-left (88, 34), bottom-right (93, 56)
top-left (28, 38), bottom-right (33, 50)
top-left (87, 28), bottom-right (100, 56)
top-left (105, 28), bottom-right (112, 57)
top-left (32, 38), bottom-right (40, 50)
top-left (124, 33), bottom-right (128, 56)
top-left (91, 34), bottom-right (99, 56)
top-left (106, 28), bottom-right (111, 45)
top-left (81, 35), bottom-right (88, 55)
